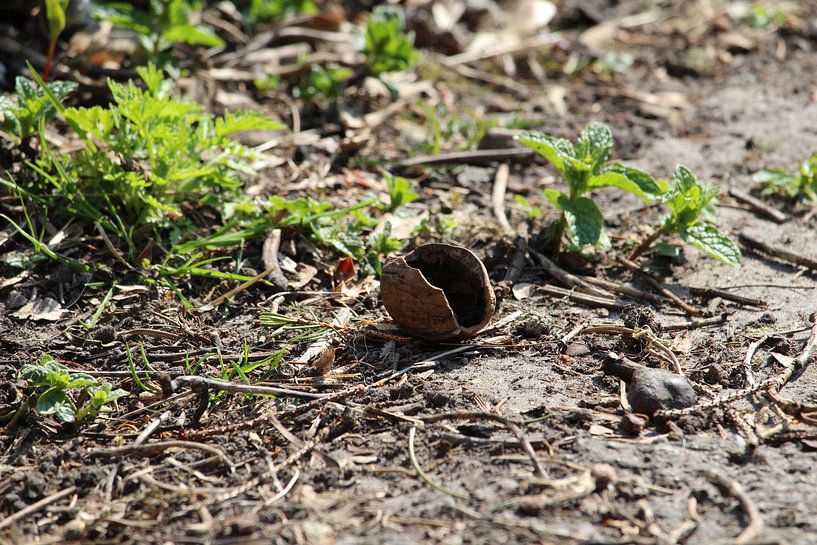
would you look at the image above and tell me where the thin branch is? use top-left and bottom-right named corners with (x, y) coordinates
top-left (0, 486), bottom-right (77, 531)
top-left (408, 426), bottom-right (470, 500)
top-left (704, 472), bottom-right (763, 544)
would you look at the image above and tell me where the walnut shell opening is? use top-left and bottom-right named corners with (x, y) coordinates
top-left (380, 243), bottom-right (495, 341)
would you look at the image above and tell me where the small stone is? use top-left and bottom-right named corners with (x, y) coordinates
top-left (564, 342), bottom-right (590, 357)
top-left (620, 413), bottom-right (648, 436)
top-left (627, 368), bottom-right (697, 416)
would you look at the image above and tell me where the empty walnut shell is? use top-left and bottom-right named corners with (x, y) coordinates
top-left (381, 243), bottom-right (495, 341)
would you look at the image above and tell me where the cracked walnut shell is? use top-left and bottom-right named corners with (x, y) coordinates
top-left (380, 243), bottom-right (495, 341)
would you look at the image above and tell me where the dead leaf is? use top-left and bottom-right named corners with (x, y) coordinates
top-left (770, 352), bottom-right (796, 367)
top-left (512, 282), bottom-right (537, 300)
top-left (11, 297), bottom-right (70, 321)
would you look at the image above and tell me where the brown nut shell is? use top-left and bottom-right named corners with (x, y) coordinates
top-left (380, 243), bottom-right (495, 341)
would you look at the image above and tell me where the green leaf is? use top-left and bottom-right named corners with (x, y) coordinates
top-left (655, 242), bottom-right (681, 258)
top-left (680, 222), bottom-right (741, 267)
top-left (215, 110), bottom-right (283, 138)
top-left (663, 165), bottom-right (717, 226)
top-left (515, 133), bottom-right (576, 179)
top-left (44, 0), bottom-right (67, 42)
top-left (162, 24), bottom-right (226, 48)
top-left (543, 188), bottom-right (566, 208)
top-left (589, 164), bottom-right (664, 201)
top-left (35, 388), bottom-right (76, 423)
top-left (576, 122), bottom-right (613, 173)
top-left (560, 196), bottom-right (604, 247)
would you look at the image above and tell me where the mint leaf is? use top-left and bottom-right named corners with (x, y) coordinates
top-left (681, 222), bottom-right (741, 267)
top-left (561, 196), bottom-right (604, 247)
top-left (516, 133), bottom-right (577, 179)
top-left (576, 122), bottom-right (613, 173)
top-left (663, 165), bottom-right (717, 225)
top-left (590, 164), bottom-right (664, 201)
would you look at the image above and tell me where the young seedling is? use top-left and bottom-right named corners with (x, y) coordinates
top-left (754, 153), bottom-right (817, 203)
top-left (362, 6), bottom-right (417, 77)
top-left (43, 0), bottom-right (68, 81)
top-left (629, 165), bottom-right (741, 267)
top-left (0, 76), bottom-right (76, 145)
top-left (19, 355), bottom-right (128, 425)
top-left (93, 0), bottom-right (225, 63)
top-left (515, 122), bottom-right (663, 252)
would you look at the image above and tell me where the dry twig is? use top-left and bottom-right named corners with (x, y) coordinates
top-left (704, 472), bottom-right (763, 544)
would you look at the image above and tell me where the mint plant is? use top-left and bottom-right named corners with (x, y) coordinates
top-left (0, 77), bottom-right (76, 144)
top-left (93, 0), bottom-right (225, 63)
top-left (629, 165), bottom-right (741, 267)
top-left (515, 122), bottom-right (663, 252)
top-left (361, 6), bottom-right (417, 77)
top-left (19, 355), bottom-right (128, 425)
top-left (754, 153), bottom-right (817, 203)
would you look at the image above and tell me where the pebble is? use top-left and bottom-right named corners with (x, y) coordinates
top-left (627, 367), bottom-right (697, 416)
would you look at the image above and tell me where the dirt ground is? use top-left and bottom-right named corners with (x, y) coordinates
top-left (3, 1), bottom-right (817, 544)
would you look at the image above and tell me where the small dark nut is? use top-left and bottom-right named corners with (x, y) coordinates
top-left (381, 243), bottom-right (495, 341)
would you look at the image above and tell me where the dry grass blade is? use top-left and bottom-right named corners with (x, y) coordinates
top-left (408, 426), bottom-right (470, 501)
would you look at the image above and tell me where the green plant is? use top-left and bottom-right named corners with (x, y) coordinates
top-left (247, 0), bottom-right (317, 22)
top-left (747, 3), bottom-right (787, 30)
top-left (515, 122), bottom-right (663, 252)
top-left (262, 196), bottom-right (406, 275)
top-left (514, 194), bottom-right (542, 219)
top-left (94, 0), bottom-right (225, 62)
top-left (755, 153), bottom-right (817, 203)
top-left (416, 101), bottom-right (492, 155)
top-left (629, 166), bottom-right (741, 267)
top-left (26, 64), bottom-right (280, 249)
top-left (43, 0), bottom-right (69, 81)
top-left (293, 64), bottom-right (353, 103)
top-left (382, 170), bottom-right (419, 212)
top-left (19, 354), bottom-right (128, 425)
top-left (361, 6), bottom-right (417, 77)
top-left (0, 76), bottom-right (76, 144)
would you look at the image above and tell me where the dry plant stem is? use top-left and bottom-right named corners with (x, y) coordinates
top-left (738, 233), bottom-right (817, 270)
top-left (418, 411), bottom-right (546, 478)
top-left (171, 375), bottom-right (330, 400)
top-left (656, 313), bottom-right (817, 421)
top-left (728, 188), bottom-right (788, 223)
top-left (396, 148), bottom-right (533, 167)
top-left (741, 336), bottom-right (767, 389)
top-left (133, 410), bottom-right (172, 446)
top-left (539, 284), bottom-right (625, 311)
top-left (96, 223), bottom-right (135, 270)
top-left (502, 235), bottom-right (528, 285)
top-left (687, 286), bottom-right (767, 308)
top-left (583, 276), bottom-right (669, 305)
top-left (0, 485), bottom-right (77, 531)
top-left (492, 163), bottom-right (513, 233)
top-left (704, 472), bottom-right (763, 544)
top-left (581, 325), bottom-right (683, 375)
top-left (619, 257), bottom-right (702, 315)
top-left (528, 248), bottom-right (613, 298)
top-left (184, 385), bottom-right (366, 440)
top-left (408, 426), bottom-right (470, 500)
top-left (663, 314), bottom-right (728, 331)
top-left (443, 33), bottom-right (562, 66)
top-left (628, 227), bottom-right (666, 261)
top-left (91, 441), bottom-right (235, 470)
top-left (198, 262), bottom-right (282, 312)
top-left (767, 313), bottom-right (817, 392)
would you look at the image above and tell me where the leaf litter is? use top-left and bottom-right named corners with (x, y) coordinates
top-left (1, 1), bottom-right (817, 544)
